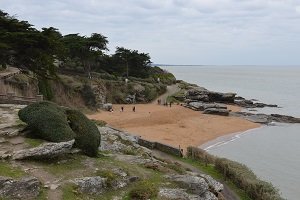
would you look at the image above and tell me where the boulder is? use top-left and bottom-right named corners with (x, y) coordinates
top-left (103, 103), bottom-right (113, 111)
top-left (159, 188), bottom-right (202, 200)
top-left (186, 102), bottom-right (227, 111)
top-left (195, 173), bottom-right (224, 192)
top-left (203, 108), bottom-right (229, 116)
top-left (0, 176), bottom-right (41, 200)
top-left (12, 140), bottom-right (75, 160)
top-left (165, 174), bottom-right (209, 196)
top-left (185, 88), bottom-right (236, 103)
top-left (73, 176), bottom-right (107, 195)
top-left (0, 151), bottom-right (11, 160)
top-left (232, 112), bottom-right (300, 124)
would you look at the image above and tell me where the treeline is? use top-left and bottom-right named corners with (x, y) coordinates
top-left (0, 10), bottom-right (170, 80)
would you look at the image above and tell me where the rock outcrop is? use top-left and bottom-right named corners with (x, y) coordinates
top-left (231, 112), bottom-right (300, 124)
top-left (0, 176), bottom-right (41, 200)
top-left (165, 174), bottom-right (217, 199)
top-left (73, 176), bottom-right (107, 195)
top-left (203, 108), bottom-right (230, 116)
top-left (185, 88), bottom-right (236, 103)
top-left (185, 102), bottom-right (227, 111)
top-left (12, 140), bottom-right (75, 160)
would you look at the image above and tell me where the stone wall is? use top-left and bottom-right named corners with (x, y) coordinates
top-left (137, 138), bottom-right (183, 157)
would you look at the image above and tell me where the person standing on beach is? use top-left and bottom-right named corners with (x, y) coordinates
top-left (121, 106), bottom-right (124, 112)
top-left (133, 106), bottom-right (136, 112)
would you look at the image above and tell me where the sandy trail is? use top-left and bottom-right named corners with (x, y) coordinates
top-left (88, 104), bottom-right (260, 151)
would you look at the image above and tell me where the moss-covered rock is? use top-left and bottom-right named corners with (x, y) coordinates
top-left (18, 101), bottom-right (75, 142)
top-left (66, 109), bottom-right (101, 157)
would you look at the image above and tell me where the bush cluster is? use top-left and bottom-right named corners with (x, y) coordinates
top-left (18, 101), bottom-right (75, 142)
top-left (18, 101), bottom-right (101, 157)
top-left (66, 109), bottom-right (101, 157)
top-left (187, 146), bottom-right (283, 200)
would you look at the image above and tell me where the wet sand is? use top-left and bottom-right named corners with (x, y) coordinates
top-left (88, 104), bottom-right (260, 151)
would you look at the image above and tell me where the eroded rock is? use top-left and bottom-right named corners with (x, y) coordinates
top-left (0, 176), bottom-right (41, 200)
top-left (203, 108), bottom-right (229, 116)
top-left (73, 176), bottom-right (107, 195)
top-left (165, 174), bottom-right (209, 196)
top-left (12, 140), bottom-right (75, 160)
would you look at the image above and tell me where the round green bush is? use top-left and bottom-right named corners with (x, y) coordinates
top-left (18, 101), bottom-right (75, 142)
top-left (18, 101), bottom-right (101, 157)
top-left (66, 109), bottom-right (101, 157)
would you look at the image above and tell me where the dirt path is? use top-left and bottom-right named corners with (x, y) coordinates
top-left (152, 150), bottom-right (240, 200)
top-left (152, 84), bottom-right (180, 104)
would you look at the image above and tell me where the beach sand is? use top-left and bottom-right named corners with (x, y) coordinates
top-left (88, 104), bottom-right (260, 151)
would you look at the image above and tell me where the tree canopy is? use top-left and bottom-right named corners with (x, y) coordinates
top-left (0, 10), bottom-right (161, 79)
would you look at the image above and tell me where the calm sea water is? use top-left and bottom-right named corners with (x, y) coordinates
top-left (162, 65), bottom-right (300, 200)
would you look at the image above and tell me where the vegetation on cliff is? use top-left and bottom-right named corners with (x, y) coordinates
top-left (18, 101), bottom-right (101, 157)
top-left (0, 10), bottom-right (175, 107)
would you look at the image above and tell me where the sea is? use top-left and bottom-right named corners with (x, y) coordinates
top-left (162, 65), bottom-right (300, 200)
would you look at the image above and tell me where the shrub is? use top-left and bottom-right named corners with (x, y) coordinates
top-left (187, 146), bottom-right (283, 200)
top-left (129, 181), bottom-right (158, 200)
top-left (18, 101), bottom-right (75, 142)
top-left (38, 78), bottom-right (54, 100)
top-left (66, 109), bottom-right (101, 157)
top-left (80, 84), bottom-right (97, 108)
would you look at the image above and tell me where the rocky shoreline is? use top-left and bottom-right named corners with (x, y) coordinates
top-left (176, 81), bottom-right (300, 124)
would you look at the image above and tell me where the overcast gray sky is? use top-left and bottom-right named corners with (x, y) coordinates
top-left (1, 0), bottom-right (300, 65)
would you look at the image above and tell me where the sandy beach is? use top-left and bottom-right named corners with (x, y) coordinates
top-left (88, 104), bottom-right (260, 151)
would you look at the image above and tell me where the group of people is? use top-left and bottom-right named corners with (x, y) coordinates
top-left (120, 106), bottom-right (135, 112)
top-left (157, 99), bottom-right (172, 107)
top-left (109, 106), bottom-right (136, 112)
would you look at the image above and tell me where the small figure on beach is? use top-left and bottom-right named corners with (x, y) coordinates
top-left (169, 102), bottom-right (172, 107)
top-left (133, 106), bottom-right (136, 112)
top-left (121, 106), bottom-right (124, 112)
top-left (109, 108), bottom-right (114, 112)
top-left (157, 99), bottom-right (161, 105)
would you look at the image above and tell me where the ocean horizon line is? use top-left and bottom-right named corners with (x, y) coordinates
top-left (153, 64), bottom-right (300, 67)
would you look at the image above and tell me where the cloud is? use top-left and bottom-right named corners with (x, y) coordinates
top-left (1, 0), bottom-right (300, 65)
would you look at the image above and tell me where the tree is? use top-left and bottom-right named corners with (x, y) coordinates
top-left (113, 47), bottom-right (152, 78)
top-left (62, 33), bottom-right (108, 78)
top-left (0, 10), bottom-right (58, 79)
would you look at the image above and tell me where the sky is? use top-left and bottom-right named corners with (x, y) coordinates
top-left (1, 0), bottom-right (300, 65)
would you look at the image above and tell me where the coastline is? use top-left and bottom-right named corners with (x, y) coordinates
top-left (199, 126), bottom-right (263, 151)
top-left (88, 103), bottom-right (260, 151)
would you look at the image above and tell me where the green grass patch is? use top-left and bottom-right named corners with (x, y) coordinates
top-left (25, 138), bottom-right (45, 147)
top-left (0, 161), bottom-right (26, 178)
top-left (62, 184), bottom-right (79, 200)
top-left (42, 156), bottom-right (85, 176)
top-left (95, 169), bottom-right (119, 187)
top-left (35, 188), bottom-right (47, 200)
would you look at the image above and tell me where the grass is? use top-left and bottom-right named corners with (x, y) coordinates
top-left (42, 155), bottom-right (85, 176)
top-left (95, 169), bottom-right (119, 187)
top-left (25, 138), bottom-right (45, 147)
top-left (61, 155), bottom-right (165, 200)
top-left (0, 161), bottom-right (26, 178)
top-left (36, 188), bottom-right (47, 200)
